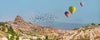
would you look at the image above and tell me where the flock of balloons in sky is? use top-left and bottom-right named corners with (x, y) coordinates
top-left (65, 2), bottom-right (84, 17)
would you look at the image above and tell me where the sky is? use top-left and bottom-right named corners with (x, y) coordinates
top-left (0, 0), bottom-right (100, 24)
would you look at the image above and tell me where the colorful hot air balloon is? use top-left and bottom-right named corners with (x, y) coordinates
top-left (65, 11), bottom-right (70, 17)
top-left (80, 2), bottom-right (84, 7)
top-left (69, 6), bottom-right (76, 14)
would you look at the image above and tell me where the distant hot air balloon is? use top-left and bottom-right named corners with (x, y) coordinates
top-left (80, 2), bottom-right (84, 7)
top-left (69, 6), bottom-right (76, 14)
top-left (65, 11), bottom-right (70, 17)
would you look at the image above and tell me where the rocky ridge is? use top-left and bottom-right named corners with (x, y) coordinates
top-left (0, 16), bottom-right (100, 40)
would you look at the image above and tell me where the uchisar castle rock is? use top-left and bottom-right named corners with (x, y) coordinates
top-left (0, 15), bottom-right (100, 40)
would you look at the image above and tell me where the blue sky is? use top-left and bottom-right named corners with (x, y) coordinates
top-left (0, 0), bottom-right (100, 24)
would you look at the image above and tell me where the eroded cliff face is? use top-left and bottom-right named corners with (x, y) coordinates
top-left (59, 25), bottom-right (100, 40)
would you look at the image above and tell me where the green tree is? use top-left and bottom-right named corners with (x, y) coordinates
top-left (91, 23), bottom-right (95, 25)
top-left (45, 35), bottom-right (49, 40)
top-left (7, 26), bottom-right (19, 40)
top-left (16, 35), bottom-right (19, 40)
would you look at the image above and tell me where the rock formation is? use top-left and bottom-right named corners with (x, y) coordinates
top-left (0, 15), bottom-right (100, 40)
top-left (15, 15), bottom-right (25, 22)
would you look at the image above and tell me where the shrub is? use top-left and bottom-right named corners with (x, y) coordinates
top-left (73, 28), bottom-right (79, 30)
top-left (98, 24), bottom-right (100, 25)
top-left (0, 22), bottom-right (5, 26)
top-left (45, 35), bottom-right (50, 40)
top-left (37, 38), bottom-right (42, 40)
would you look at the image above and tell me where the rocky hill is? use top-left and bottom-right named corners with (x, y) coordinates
top-left (62, 25), bottom-right (100, 40)
top-left (0, 15), bottom-right (100, 40)
top-left (0, 15), bottom-right (69, 40)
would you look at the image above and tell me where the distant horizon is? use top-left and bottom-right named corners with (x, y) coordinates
top-left (0, 15), bottom-right (99, 30)
top-left (0, 15), bottom-right (99, 24)
top-left (0, 0), bottom-right (100, 24)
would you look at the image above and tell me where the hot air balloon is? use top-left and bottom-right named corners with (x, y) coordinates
top-left (80, 2), bottom-right (84, 7)
top-left (65, 11), bottom-right (70, 17)
top-left (69, 6), bottom-right (76, 14)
